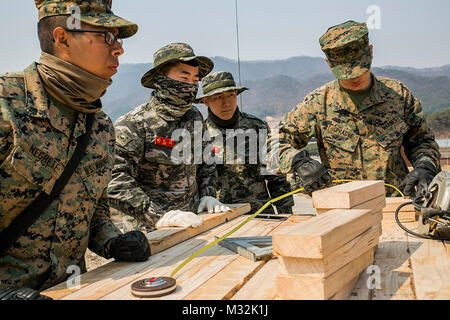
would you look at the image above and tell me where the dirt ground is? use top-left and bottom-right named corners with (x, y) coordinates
top-left (84, 249), bottom-right (112, 272)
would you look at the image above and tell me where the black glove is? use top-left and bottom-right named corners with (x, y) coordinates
top-left (399, 159), bottom-right (438, 198)
top-left (106, 231), bottom-right (151, 262)
top-left (0, 286), bottom-right (53, 300)
top-left (292, 150), bottom-right (331, 194)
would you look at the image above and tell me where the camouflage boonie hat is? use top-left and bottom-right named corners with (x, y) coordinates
top-left (141, 43), bottom-right (214, 89)
top-left (35, 0), bottom-right (138, 39)
top-left (195, 71), bottom-right (248, 103)
top-left (319, 20), bottom-right (371, 80)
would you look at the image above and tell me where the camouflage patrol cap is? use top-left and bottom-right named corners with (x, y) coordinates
top-left (34, 0), bottom-right (138, 39)
top-left (141, 43), bottom-right (214, 89)
top-left (195, 71), bottom-right (248, 103)
top-left (319, 20), bottom-right (371, 80)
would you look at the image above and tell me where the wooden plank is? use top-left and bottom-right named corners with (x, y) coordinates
top-left (148, 203), bottom-right (251, 255)
top-left (329, 275), bottom-right (361, 300)
top-left (273, 209), bottom-right (381, 258)
top-left (383, 197), bottom-right (415, 212)
top-left (184, 256), bottom-right (268, 300)
top-left (64, 216), bottom-right (257, 301)
top-left (232, 258), bottom-right (279, 300)
top-left (101, 219), bottom-right (285, 300)
top-left (408, 229), bottom-right (450, 299)
top-left (382, 197), bottom-right (416, 222)
top-left (43, 214), bottom-right (249, 300)
top-left (277, 248), bottom-right (374, 300)
top-left (349, 220), bottom-right (416, 300)
top-left (316, 195), bottom-right (386, 215)
top-left (278, 225), bottom-right (379, 277)
top-left (312, 181), bottom-right (385, 209)
top-left (383, 211), bottom-right (416, 222)
top-left (185, 215), bottom-right (294, 300)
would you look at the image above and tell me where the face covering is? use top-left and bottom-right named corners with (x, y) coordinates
top-left (208, 107), bottom-right (240, 129)
top-left (152, 74), bottom-right (198, 118)
top-left (36, 52), bottom-right (111, 113)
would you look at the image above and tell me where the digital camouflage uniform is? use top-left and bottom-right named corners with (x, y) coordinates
top-left (199, 72), bottom-right (294, 214)
top-left (107, 44), bottom-right (217, 231)
top-left (0, 0), bottom-right (137, 291)
top-left (276, 21), bottom-right (440, 196)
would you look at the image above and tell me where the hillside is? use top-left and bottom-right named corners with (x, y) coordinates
top-left (426, 109), bottom-right (450, 139)
top-left (102, 57), bottom-right (450, 137)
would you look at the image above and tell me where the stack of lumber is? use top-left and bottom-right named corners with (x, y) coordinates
top-left (382, 197), bottom-right (417, 222)
top-left (273, 181), bottom-right (385, 300)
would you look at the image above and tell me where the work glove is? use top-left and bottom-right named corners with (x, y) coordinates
top-left (0, 286), bottom-right (53, 300)
top-left (292, 150), bottom-right (332, 194)
top-left (399, 159), bottom-right (438, 198)
top-left (106, 231), bottom-right (151, 262)
top-left (156, 210), bottom-right (203, 229)
top-left (197, 196), bottom-right (230, 214)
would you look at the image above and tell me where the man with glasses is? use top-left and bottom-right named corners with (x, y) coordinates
top-left (0, 0), bottom-right (150, 300)
top-left (108, 43), bottom-right (230, 232)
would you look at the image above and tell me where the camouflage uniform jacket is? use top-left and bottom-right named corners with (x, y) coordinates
top-left (107, 96), bottom-right (217, 229)
top-left (205, 112), bottom-right (294, 214)
top-left (0, 63), bottom-right (121, 290)
top-left (277, 74), bottom-right (441, 195)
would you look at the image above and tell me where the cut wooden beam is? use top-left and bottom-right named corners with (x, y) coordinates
top-left (382, 197), bottom-right (416, 222)
top-left (312, 181), bottom-right (385, 209)
top-left (273, 209), bottom-right (381, 258)
top-left (383, 197), bottom-right (415, 212)
top-left (329, 275), bottom-right (360, 300)
top-left (383, 211), bottom-right (416, 222)
top-left (232, 258), bottom-right (279, 300)
top-left (316, 195), bottom-right (386, 215)
top-left (278, 226), bottom-right (379, 277)
top-left (277, 248), bottom-right (374, 300)
top-left (147, 203), bottom-right (250, 255)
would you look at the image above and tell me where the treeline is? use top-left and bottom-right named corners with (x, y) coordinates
top-left (426, 109), bottom-right (450, 139)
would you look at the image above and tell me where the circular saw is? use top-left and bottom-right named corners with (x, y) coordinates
top-left (417, 170), bottom-right (450, 237)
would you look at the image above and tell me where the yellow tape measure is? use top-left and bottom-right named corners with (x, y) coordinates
top-left (170, 180), bottom-right (404, 278)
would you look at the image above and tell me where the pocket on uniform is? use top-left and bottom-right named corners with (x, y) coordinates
top-left (10, 143), bottom-right (63, 194)
top-left (323, 130), bottom-right (360, 152)
top-left (375, 120), bottom-right (409, 148)
top-left (79, 157), bottom-right (111, 200)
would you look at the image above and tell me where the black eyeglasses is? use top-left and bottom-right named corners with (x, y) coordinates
top-left (64, 29), bottom-right (123, 46)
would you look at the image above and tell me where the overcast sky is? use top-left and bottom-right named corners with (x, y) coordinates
top-left (0, 0), bottom-right (449, 73)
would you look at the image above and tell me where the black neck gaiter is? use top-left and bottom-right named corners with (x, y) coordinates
top-left (208, 107), bottom-right (240, 129)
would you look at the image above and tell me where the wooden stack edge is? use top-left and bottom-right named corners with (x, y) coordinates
top-left (274, 181), bottom-right (385, 300)
top-left (277, 248), bottom-right (375, 300)
top-left (382, 197), bottom-right (417, 222)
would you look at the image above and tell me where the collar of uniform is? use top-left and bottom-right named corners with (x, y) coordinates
top-left (332, 73), bottom-right (386, 114)
top-left (24, 62), bottom-right (87, 139)
top-left (24, 62), bottom-right (50, 118)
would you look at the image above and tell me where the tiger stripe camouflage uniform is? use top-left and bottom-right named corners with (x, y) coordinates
top-left (107, 97), bottom-right (218, 231)
top-left (107, 43), bottom-right (218, 231)
top-left (205, 112), bottom-right (294, 214)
